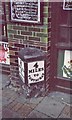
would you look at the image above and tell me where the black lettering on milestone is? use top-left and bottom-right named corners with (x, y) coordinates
top-left (34, 63), bottom-right (38, 68)
top-left (29, 70), bottom-right (33, 73)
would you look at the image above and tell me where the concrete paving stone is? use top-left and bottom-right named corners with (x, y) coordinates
top-left (2, 92), bottom-right (16, 106)
top-left (26, 97), bottom-right (44, 105)
top-left (48, 91), bottom-right (72, 105)
top-left (2, 89), bottom-right (8, 97)
top-left (0, 96), bottom-right (2, 102)
top-left (27, 103), bottom-right (37, 109)
top-left (0, 84), bottom-right (2, 88)
top-left (7, 100), bottom-right (18, 110)
top-left (2, 89), bottom-right (18, 102)
top-left (17, 103), bottom-right (33, 117)
top-left (2, 87), bottom-right (16, 96)
top-left (2, 107), bottom-right (22, 118)
top-left (2, 97), bottom-right (10, 107)
top-left (11, 102), bottom-right (23, 112)
top-left (2, 93), bottom-right (18, 108)
top-left (7, 94), bottom-right (18, 102)
top-left (2, 88), bottom-right (14, 98)
top-left (35, 96), bottom-right (66, 118)
top-left (59, 105), bottom-right (71, 118)
top-left (2, 107), bottom-right (14, 118)
top-left (59, 112), bottom-right (70, 118)
top-left (0, 112), bottom-right (2, 120)
top-left (15, 95), bottom-right (27, 104)
top-left (27, 110), bottom-right (51, 118)
top-left (59, 114), bottom-right (71, 118)
top-left (12, 111), bottom-right (25, 118)
top-left (0, 108), bottom-right (2, 119)
top-left (0, 107), bottom-right (2, 112)
top-left (0, 90), bottom-right (2, 97)
top-left (2, 74), bottom-right (10, 88)
top-left (0, 108), bottom-right (2, 115)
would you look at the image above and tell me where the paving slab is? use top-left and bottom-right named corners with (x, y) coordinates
top-left (2, 107), bottom-right (22, 118)
top-left (59, 105), bottom-right (71, 118)
top-left (15, 95), bottom-right (27, 104)
top-left (0, 75), bottom-right (2, 90)
top-left (48, 91), bottom-right (72, 105)
top-left (2, 88), bottom-right (18, 100)
top-left (17, 103), bottom-right (33, 117)
top-left (0, 111), bottom-right (2, 120)
top-left (7, 100), bottom-right (18, 110)
top-left (26, 97), bottom-right (44, 105)
top-left (0, 106), bottom-right (2, 120)
top-left (2, 97), bottom-right (10, 107)
top-left (27, 110), bottom-right (50, 118)
top-left (11, 102), bottom-right (23, 112)
top-left (27, 103), bottom-right (37, 109)
top-left (1, 73), bottom-right (10, 89)
top-left (35, 96), bottom-right (66, 118)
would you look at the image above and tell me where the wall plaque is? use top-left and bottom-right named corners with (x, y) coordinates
top-left (63, 0), bottom-right (72, 10)
top-left (10, 0), bottom-right (40, 23)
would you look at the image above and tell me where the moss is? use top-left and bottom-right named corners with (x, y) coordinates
top-left (41, 37), bottom-right (48, 43)
top-left (7, 24), bottom-right (13, 30)
top-left (44, 6), bottom-right (48, 13)
top-left (44, 18), bottom-right (48, 24)
top-left (43, 27), bottom-right (48, 33)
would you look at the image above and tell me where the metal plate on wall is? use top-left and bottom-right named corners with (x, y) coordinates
top-left (10, 0), bottom-right (40, 23)
top-left (63, 0), bottom-right (72, 10)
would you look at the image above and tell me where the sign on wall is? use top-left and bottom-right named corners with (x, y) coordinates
top-left (28, 61), bottom-right (44, 84)
top-left (63, 0), bottom-right (72, 10)
top-left (18, 57), bottom-right (25, 83)
top-left (10, 0), bottom-right (40, 23)
top-left (0, 42), bottom-right (10, 65)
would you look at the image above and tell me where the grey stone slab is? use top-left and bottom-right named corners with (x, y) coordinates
top-left (35, 96), bottom-right (66, 118)
top-left (27, 110), bottom-right (50, 118)
top-left (0, 111), bottom-right (2, 120)
top-left (2, 74), bottom-right (10, 88)
top-left (2, 95), bottom-right (17, 107)
top-left (15, 95), bottom-right (27, 104)
top-left (0, 73), bottom-right (2, 90)
top-left (48, 92), bottom-right (72, 105)
top-left (2, 107), bottom-right (22, 118)
top-left (59, 113), bottom-right (70, 118)
top-left (2, 97), bottom-right (9, 107)
top-left (26, 97), bottom-right (44, 105)
top-left (17, 103), bottom-right (33, 117)
top-left (59, 105), bottom-right (72, 118)
top-left (2, 108), bottom-right (14, 118)
top-left (2, 87), bottom-right (18, 98)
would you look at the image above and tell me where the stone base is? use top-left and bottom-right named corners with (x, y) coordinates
top-left (5, 76), bottom-right (46, 98)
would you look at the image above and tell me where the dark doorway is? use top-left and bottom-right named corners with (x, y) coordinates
top-left (50, 2), bottom-right (72, 94)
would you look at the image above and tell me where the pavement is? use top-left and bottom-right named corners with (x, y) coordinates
top-left (1, 73), bottom-right (72, 119)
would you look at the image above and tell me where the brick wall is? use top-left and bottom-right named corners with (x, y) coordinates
top-left (4, 2), bottom-right (51, 92)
